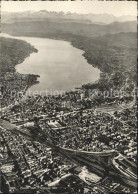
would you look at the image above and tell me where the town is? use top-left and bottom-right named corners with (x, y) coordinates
top-left (0, 83), bottom-right (136, 193)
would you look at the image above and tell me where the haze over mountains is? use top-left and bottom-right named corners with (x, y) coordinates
top-left (2, 20), bottom-right (136, 39)
top-left (1, 10), bottom-right (136, 39)
top-left (2, 10), bottom-right (136, 25)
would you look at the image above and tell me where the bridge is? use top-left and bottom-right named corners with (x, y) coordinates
top-left (59, 147), bottom-right (117, 167)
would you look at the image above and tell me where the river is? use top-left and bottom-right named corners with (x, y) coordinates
top-left (1, 33), bottom-right (100, 95)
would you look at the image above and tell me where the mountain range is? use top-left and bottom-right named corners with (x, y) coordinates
top-left (2, 11), bottom-right (136, 25)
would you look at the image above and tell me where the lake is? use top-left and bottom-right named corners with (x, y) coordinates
top-left (1, 33), bottom-right (100, 95)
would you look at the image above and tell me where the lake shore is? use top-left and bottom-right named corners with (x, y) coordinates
top-left (0, 36), bottom-right (40, 108)
top-left (1, 31), bottom-right (136, 107)
top-left (2, 33), bottom-right (100, 94)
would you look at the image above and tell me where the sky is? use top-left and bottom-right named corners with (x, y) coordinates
top-left (1, 1), bottom-right (137, 17)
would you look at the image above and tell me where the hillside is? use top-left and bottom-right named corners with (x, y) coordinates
top-left (0, 37), bottom-right (38, 108)
top-left (2, 20), bottom-right (136, 38)
top-left (0, 37), bottom-right (37, 73)
top-left (72, 32), bottom-right (137, 74)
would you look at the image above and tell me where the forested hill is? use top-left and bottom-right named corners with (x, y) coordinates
top-left (2, 20), bottom-right (136, 38)
top-left (71, 32), bottom-right (137, 74)
top-left (0, 37), bottom-right (38, 108)
top-left (0, 37), bottom-right (37, 73)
